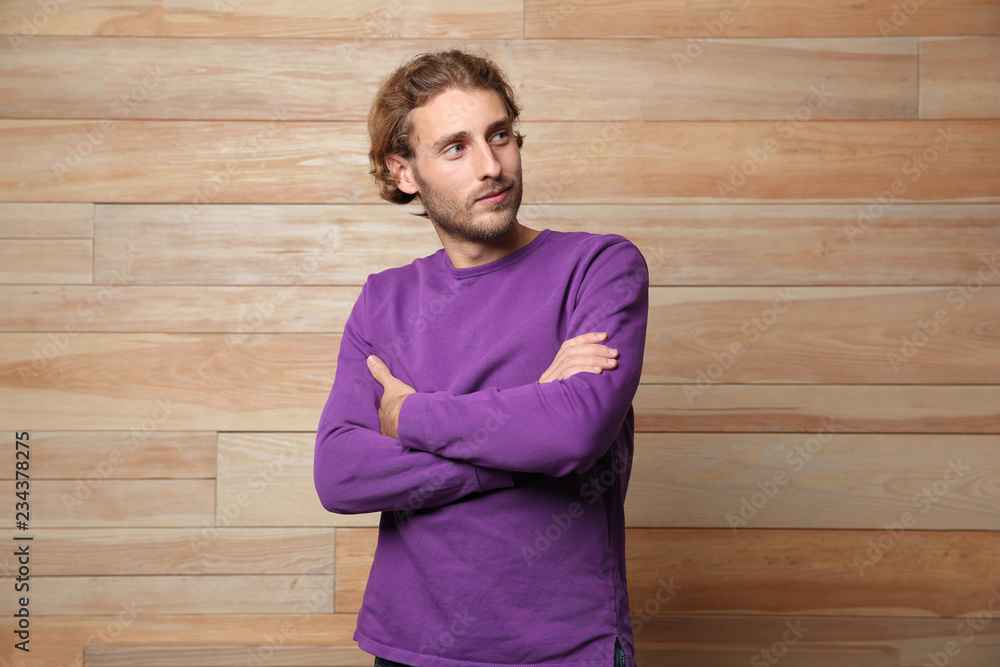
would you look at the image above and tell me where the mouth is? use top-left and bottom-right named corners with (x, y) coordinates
top-left (476, 185), bottom-right (511, 205)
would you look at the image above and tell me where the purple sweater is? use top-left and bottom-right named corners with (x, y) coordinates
top-left (314, 229), bottom-right (649, 666)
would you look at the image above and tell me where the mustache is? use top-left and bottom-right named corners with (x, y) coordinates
top-left (471, 177), bottom-right (519, 203)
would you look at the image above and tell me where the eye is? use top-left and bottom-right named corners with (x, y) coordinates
top-left (445, 144), bottom-right (465, 156)
top-left (492, 131), bottom-right (509, 143)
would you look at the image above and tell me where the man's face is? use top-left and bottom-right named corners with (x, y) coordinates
top-left (391, 87), bottom-right (523, 242)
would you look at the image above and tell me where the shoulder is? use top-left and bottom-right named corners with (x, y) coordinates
top-left (542, 230), bottom-right (647, 276)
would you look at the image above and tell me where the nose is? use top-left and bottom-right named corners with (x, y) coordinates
top-left (473, 141), bottom-right (502, 180)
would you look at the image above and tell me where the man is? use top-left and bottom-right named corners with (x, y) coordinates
top-left (314, 49), bottom-right (648, 667)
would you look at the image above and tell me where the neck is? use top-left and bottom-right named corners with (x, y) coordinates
top-left (437, 221), bottom-right (540, 270)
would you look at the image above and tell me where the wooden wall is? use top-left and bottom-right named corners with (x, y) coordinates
top-left (1, 1), bottom-right (999, 665)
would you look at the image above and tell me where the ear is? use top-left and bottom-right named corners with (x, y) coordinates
top-left (386, 154), bottom-right (419, 195)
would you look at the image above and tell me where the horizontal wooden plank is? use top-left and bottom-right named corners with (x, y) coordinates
top-left (920, 37), bottom-right (1000, 120)
top-left (1, 431), bottom-right (216, 479)
top-left (626, 434), bottom-right (1000, 529)
top-left (0, 0), bottom-right (522, 38)
top-left (0, 37), bottom-right (917, 122)
top-left (633, 384), bottom-right (1000, 433)
top-left (93, 203), bottom-right (438, 285)
top-left (0, 480), bottom-right (215, 527)
top-left (646, 286), bottom-right (1000, 384)
top-left (541, 203), bottom-right (1000, 286)
top-left (635, 615), bottom-right (1000, 667)
top-left (84, 645), bottom-right (372, 667)
top-left (15, 613), bottom-right (359, 667)
top-left (3, 120), bottom-right (998, 204)
top-left (635, 646), bottom-right (896, 667)
top-left (88, 203), bottom-right (1000, 286)
top-left (0, 285), bottom-right (361, 332)
top-left (526, 0), bottom-right (1000, 37)
top-left (0, 575), bottom-right (334, 615)
top-left (218, 433), bottom-right (379, 528)
top-left (0, 333), bottom-right (336, 431)
top-left (337, 528), bottom-right (1000, 617)
top-left (0, 528), bottom-right (334, 576)
top-left (0, 238), bottom-right (91, 283)
top-left (0, 202), bottom-right (92, 237)
top-left (334, 528), bottom-right (379, 614)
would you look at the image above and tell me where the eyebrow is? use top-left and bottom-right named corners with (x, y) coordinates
top-left (429, 117), bottom-right (512, 155)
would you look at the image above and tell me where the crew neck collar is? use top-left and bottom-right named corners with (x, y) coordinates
top-left (439, 229), bottom-right (552, 279)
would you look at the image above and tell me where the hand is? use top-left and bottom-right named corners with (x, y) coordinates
top-left (538, 332), bottom-right (619, 383)
top-left (366, 355), bottom-right (416, 439)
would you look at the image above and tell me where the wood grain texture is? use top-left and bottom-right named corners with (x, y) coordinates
top-left (0, 238), bottom-right (91, 283)
top-left (525, 0), bottom-right (1000, 38)
top-left (541, 203), bottom-right (1000, 286)
top-left (0, 0), bottom-right (522, 38)
top-left (83, 646), bottom-right (373, 667)
top-left (920, 37), bottom-right (1000, 119)
top-left (0, 575), bottom-right (334, 615)
top-left (217, 433), bottom-right (379, 528)
top-left (626, 434), bottom-right (1000, 529)
top-left (0, 333), bottom-right (337, 431)
top-left (0, 528), bottom-right (334, 576)
top-left (625, 529), bottom-right (1000, 617)
top-left (93, 203), bottom-right (439, 285)
top-left (0, 202), bottom-right (92, 237)
top-left (634, 647), bottom-right (896, 667)
top-left (5, 431), bottom-right (216, 479)
top-left (634, 615), bottom-right (1000, 667)
top-left (12, 613), bottom-right (359, 667)
top-left (334, 528), bottom-right (1000, 616)
top-left (89, 203), bottom-right (1000, 287)
top-left (334, 528), bottom-right (379, 614)
top-left (0, 480), bottom-right (215, 527)
top-left (3, 120), bottom-right (998, 204)
top-left (633, 384), bottom-right (1000, 433)
top-left (0, 37), bottom-right (917, 121)
top-left (0, 285), bottom-right (361, 332)
top-left (645, 286), bottom-right (1000, 384)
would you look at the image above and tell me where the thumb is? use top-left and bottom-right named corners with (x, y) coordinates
top-left (366, 355), bottom-right (389, 385)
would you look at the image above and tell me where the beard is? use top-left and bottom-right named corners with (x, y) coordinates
top-left (412, 166), bottom-right (524, 243)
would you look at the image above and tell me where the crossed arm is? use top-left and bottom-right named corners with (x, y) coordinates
top-left (366, 331), bottom-right (621, 439)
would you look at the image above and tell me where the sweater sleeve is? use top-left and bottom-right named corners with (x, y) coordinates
top-left (397, 239), bottom-right (648, 478)
top-left (314, 280), bottom-right (516, 516)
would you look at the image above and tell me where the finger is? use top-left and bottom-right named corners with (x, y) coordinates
top-left (366, 355), bottom-right (390, 385)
